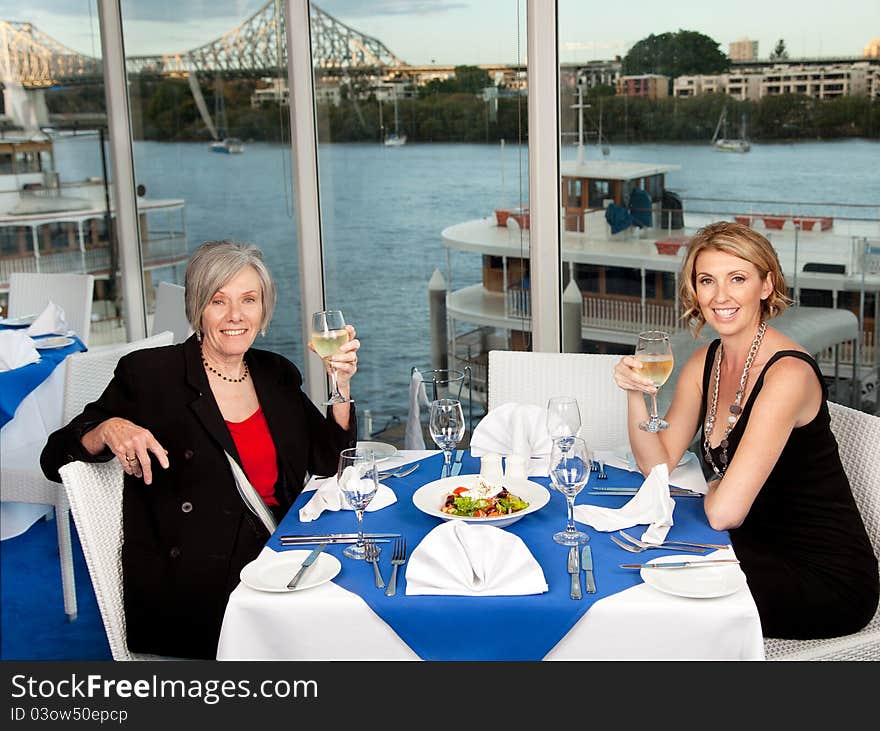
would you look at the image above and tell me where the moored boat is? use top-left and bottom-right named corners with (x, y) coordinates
top-left (210, 137), bottom-right (244, 154)
top-left (0, 133), bottom-right (190, 342)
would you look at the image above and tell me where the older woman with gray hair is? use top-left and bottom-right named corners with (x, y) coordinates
top-left (41, 240), bottom-right (360, 659)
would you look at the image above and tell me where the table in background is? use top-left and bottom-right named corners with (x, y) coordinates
top-left (217, 450), bottom-right (764, 660)
top-left (1, 335), bottom-right (86, 540)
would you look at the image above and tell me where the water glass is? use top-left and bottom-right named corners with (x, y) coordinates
top-left (550, 436), bottom-right (591, 546)
top-left (429, 398), bottom-right (465, 478)
top-left (337, 447), bottom-right (378, 560)
top-left (546, 396), bottom-right (581, 440)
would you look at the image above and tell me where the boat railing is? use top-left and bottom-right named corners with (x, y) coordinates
top-left (582, 296), bottom-right (681, 335)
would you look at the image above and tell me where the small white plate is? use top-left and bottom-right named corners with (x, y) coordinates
top-left (34, 336), bottom-right (74, 350)
top-left (357, 441), bottom-right (397, 463)
top-left (0, 314), bottom-right (37, 327)
top-left (239, 550), bottom-right (341, 592)
top-left (413, 473), bottom-right (551, 528)
top-left (640, 554), bottom-right (747, 599)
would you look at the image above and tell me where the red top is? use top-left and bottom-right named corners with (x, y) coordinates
top-left (225, 407), bottom-right (279, 507)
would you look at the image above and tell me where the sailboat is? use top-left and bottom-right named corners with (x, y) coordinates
top-left (209, 77), bottom-right (244, 154)
top-left (384, 89), bottom-right (407, 147)
top-left (712, 106), bottom-right (750, 153)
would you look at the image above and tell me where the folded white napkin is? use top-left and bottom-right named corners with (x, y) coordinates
top-left (470, 403), bottom-right (553, 476)
top-left (573, 463), bottom-right (675, 543)
top-left (405, 519), bottom-right (548, 596)
top-left (298, 473), bottom-right (397, 522)
top-left (404, 368), bottom-right (429, 450)
top-left (0, 330), bottom-right (40, 372)
top-left (26, 301), bottom-right (68, 337)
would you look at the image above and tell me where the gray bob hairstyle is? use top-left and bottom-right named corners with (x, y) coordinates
top-left (184, 240), bottom-right (276, 335)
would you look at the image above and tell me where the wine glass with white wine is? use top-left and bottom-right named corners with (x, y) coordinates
top-left (635, 330), bottom-right (673, 432)
top-left (311, 310), bottom-right (352, 405)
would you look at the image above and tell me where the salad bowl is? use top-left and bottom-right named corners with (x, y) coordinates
top-left (412, 474), bottom-right (551, 528)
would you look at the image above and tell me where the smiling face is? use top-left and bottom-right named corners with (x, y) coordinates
top-left (695, 249), bottom-right (773, 336)
top-left (199, 265), bottom-right (263, 365)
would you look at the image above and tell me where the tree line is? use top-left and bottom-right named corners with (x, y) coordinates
top-left (46, 76), bottom-right (878, 144)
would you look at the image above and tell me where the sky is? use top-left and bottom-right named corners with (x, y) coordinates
top-left (3, 0), bottom-right (878, 65)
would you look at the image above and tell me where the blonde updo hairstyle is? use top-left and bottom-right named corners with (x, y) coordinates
top-left (679, 221), bottom-right (790, 336)
top-left (184, 239), bottom-right (276, 336)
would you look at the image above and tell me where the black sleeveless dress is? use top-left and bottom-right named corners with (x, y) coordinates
top-left (699, 341), bottom-right (878, 639)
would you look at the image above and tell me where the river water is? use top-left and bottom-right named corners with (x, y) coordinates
top-left (52, 136), bottom-right (880, 426)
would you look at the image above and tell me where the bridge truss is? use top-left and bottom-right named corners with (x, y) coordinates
top-left (1, 1), bottom-right (406, 88)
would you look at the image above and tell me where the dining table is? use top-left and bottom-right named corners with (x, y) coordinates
top-left (0, 327), bottom-right (87, 540)
top-left (217, 448), bottom-right (765, 660)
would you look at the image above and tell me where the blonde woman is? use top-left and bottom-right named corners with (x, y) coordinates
top-left (614, 221), bottom-right (877, 639)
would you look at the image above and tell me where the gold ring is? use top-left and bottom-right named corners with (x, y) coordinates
top-left (125, 456), bottom-right (137, 463)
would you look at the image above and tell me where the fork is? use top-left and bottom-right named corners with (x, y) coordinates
top-left (384, 537), bottom-right (407, 596)
top-left (597, 459), bottom-right (607, 480)
top-left (364, 539), bottom-right (385, 589)
top-left (617, 529), bottom-right (730, 551)
top-left (609, 534), bottom-right (706, 554)
top-left (378, 463), bottom-right (420, 480)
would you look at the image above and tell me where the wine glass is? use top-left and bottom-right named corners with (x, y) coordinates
top-left (429, 398), bottom-right (465, 478)
top-left (337, 447), bottom-right (379, 560)
top-left (311, 310), bottom-right (352, 405)
top-left (550, 436), bottom-right (591, 545)
top-left (635, 330), bottom-right (674, 433)
top-left (546, 396), bottom-right (581, 439)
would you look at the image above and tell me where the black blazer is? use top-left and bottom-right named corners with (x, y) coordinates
top-left (41, 334), bottom-right (356, 659)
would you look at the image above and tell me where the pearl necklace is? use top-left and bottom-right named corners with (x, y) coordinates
top-left (703, 321), bottom-right (766, 478)
top-left (201, 348), bottom-right (249, 383)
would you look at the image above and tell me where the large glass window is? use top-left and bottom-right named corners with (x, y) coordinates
top-left (0, 6), bottom-right (112, 330)
top-left (558, 1), bottom-right (880, 413)
top-left (118, 0), bottom-right (301, 361)
top-left (312, 1), bottom-right (530, 445)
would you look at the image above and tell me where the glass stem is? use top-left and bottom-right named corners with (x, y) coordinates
top-left (355, 508), bottom-right (365, 550)
top-left (649, 392), bottom-right (660, 422)
top-left (443, 448), bottom-right (452, 477)
top-left (565, 493), bottom-right (576, 533)
top-left (330, 364), bottom-right (340, 397)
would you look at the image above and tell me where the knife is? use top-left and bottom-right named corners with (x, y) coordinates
top-left (620, 559), bottom-right (741, 570)
top-left (588, 490), bottom-right (701, 498)
top-left (279, 533), bottom-right (399, 541)
top-left (450, 448), bottom-right (465, 477)
top-left (581, 545), bottom-right (596, 594)
top-left (567, 546), bottom-right (582, 600)
top-left (280, 538), bottom-right (391, 548)
top-left (287, 543), bottom-right (327, 589)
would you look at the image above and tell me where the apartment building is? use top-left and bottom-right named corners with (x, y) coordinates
top-left (616, 74), bottom-right (669, 98)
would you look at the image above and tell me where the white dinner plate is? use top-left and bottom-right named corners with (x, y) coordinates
top-left (34, 336), bottom-right (74, 350)
top-left (239, 550), bottom-right (341, 593)
top-left (413, 473), bottom-right (551, 528)
top-left (357, 441), bottom-right (397, 463)
top-left (0, 314), bottom-right (37, 327)
top-left (618, 449), bottom-right (693, 468)
top-left (640, 554), bottom-right (747, 599)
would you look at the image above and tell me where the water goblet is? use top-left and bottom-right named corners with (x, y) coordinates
top-left (311, 310), bottom-right (352, 405)
top-left (337, 447), bottom-right (379, 560)
top-left (546, 396), bottom-right (581, 440)
top-left (635, 330), bottom-right (673, 432)
top-left (429, 398), bottom-right (465, 478)
top-left (550, 436), bottom-right (591, 546)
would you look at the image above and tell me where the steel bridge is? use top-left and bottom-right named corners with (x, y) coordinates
top-left (0, 1), bottom-right (406, 89)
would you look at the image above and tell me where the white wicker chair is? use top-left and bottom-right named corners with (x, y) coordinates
top-left (0, 331), bottom-right (173, 622)
top-left (763, 401), bottom-right (880, 660)
top-left (58, 460), bottom-right (174, 661)
top-left (487, 350), bottom-right (629, 451)
top-left (151, 281), bottom-right (192, 344)
top-left (8, 272), bottom-right (95, 346)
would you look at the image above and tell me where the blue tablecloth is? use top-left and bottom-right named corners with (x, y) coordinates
top-left (0, 334), bottom-right (87, 428)
top-left (269, 451), bottom-right (729, 661)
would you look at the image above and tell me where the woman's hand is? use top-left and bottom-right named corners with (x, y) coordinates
top-left (83, 417), bottom-right (169, 485)
top-left (613, 355), bottom-right (658, 395)
top-left (308, 324), bottom-right (360, 391)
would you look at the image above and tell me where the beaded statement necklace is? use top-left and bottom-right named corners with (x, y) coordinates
top-left (201, 347), bottom-right (249, 383)
top-left (703, 321), bottom-right (766, 478)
